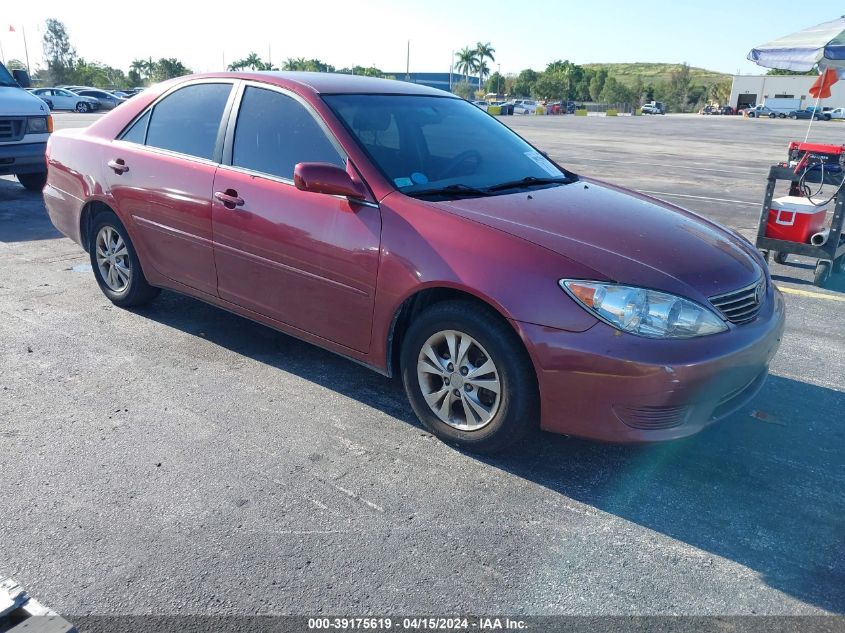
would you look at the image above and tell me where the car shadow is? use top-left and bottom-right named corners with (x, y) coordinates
top-left (133, 290), bottom-right (845, 613)
top-left (0, 178), bottom-right (62, 243)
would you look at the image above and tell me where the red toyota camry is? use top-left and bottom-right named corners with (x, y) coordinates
top-left (43, 72), bottom-right (785, 452)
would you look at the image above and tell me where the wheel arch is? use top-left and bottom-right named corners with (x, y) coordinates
top-left (384, 284), bottom-right (535, 379)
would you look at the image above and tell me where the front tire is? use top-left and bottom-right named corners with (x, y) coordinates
top-left (76, 102), bottom-right (90, 113)
top-left (17, 172), bottom-right (47, 191)
top-left (89, 212), bottom-right (160, 307)
top-left (400, 300), bottom-right (538, 453)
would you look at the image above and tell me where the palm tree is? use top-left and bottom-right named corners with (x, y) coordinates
top-left (455, 47), bottom-right (478, 86)
top-left (475, 42), bottom-right (496, 89)
top-left (477, 60), bottom-right (490, 89)
top-left (129, 59), bottom-right (147, 81)
top-left (283, 57), bottom-right (308, 71)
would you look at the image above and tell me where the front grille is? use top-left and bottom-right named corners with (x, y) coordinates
top-left (709, 279), bottom-right (764, 325)
top-left (613, 404), bottom-right (690, 430)
top-left (0, 117), bottom-right (26, 142)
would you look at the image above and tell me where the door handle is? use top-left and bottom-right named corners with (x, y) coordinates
top-left (107, 158), bottom-right (129, 174)
top-left (214, 189), bottom-right (245, 209)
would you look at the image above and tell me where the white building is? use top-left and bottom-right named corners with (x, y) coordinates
top-left (729, 74), bottom-right (845, 111)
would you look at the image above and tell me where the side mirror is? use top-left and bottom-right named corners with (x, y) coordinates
top-left (294, 162), bottom-right (366, 201)
top-left (12, 69), bottom-right (31, 88)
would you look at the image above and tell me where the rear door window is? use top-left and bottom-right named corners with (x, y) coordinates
top-left (144, 83), bottom-right (232, 161)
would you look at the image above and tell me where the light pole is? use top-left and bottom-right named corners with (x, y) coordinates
top-left (496, 63), bottom-right (501, 97)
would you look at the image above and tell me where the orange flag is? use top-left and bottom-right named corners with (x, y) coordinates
top-left (809, 68), bottom-right (839, 99)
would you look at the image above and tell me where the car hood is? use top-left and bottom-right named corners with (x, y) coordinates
top-left (1, 86), bottom-right (51, 115)
top-left (432, 179), bottom-right (763, 302)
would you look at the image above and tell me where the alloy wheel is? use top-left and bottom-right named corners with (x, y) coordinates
top-left (95, 225), bottom-right (132, 293)
top-left (416, 329), bottom-right (501, 431)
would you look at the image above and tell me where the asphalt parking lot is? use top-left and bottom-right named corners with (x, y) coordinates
top-left (1, 112), bottom-right (843, 617)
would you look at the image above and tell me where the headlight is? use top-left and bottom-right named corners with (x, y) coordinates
top-left (26, 116), bottom-right (49, 133)
top-left (560, 280), bottom-right (728, 338)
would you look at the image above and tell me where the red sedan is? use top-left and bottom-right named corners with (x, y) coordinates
top-left (43, 72), bottom-right (785, 452)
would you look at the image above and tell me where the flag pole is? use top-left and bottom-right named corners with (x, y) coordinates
top-left (21, 25), bottom-right (31, 75)
top-left (0, 39), bottom-right (5, 66)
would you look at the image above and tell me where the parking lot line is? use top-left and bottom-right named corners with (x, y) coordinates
top-left (776, 285), bottom-right (845, 302)
top-left (638, 190), bottom-right (759, 207)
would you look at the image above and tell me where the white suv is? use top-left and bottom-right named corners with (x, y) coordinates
top-left (0, 63), bottom-right (52, 190)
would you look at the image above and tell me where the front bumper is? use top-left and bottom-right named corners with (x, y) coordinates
top-left (0, 142), bottom-right (47, 176)
top-left (518, 286), bottom-right (786, 442)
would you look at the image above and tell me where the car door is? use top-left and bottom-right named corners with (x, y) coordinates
top-left (54, 90), bottom-right (76, 110)
top-left (211, 83), bottom-right (381, 353)
top-left (104, 81), bottom-right (236, 296)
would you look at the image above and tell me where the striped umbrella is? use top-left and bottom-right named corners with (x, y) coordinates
top-left (748, 17), bottom-right (845, 140)
top-left (748, 16), bottom-right (845, 73)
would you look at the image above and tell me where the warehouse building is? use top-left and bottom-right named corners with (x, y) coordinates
top-left (729, 74), bottom-right (845, 111)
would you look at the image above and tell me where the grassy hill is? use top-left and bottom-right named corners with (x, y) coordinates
top-left (582, 63), bottom-right (730, 86)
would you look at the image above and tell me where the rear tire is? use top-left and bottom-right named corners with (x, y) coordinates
top-left (17, 172), bottom-right (47, 191)
top-left (400, 300), bottom-right (538, 453)
top-left (774, 251), bottom-right (788, 265)
top-left (88, 211), bottom-right (160, 307)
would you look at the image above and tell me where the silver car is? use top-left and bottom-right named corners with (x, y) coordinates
top-left (29, 88), bottom-right (100, 112)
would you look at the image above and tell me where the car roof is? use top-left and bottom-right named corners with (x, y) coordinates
top-left (189, 71), bottom-right (455, 97)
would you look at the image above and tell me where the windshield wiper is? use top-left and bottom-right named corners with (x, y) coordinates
top-left (408, 184), bottom-right (494, 198)
top-left (485, 175), bottom-right (575, 192)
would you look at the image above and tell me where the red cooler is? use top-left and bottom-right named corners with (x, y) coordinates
top-left (766, 195), bottom-right (827, 243)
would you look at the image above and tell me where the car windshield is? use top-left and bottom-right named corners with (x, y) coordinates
top-left (0, 62), bottom-right (18, 87)
top-left (324, 94), bottom-right (576, 197)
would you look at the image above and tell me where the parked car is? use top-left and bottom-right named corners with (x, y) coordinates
top-left (788, 108), bottom-right (824, 120)
top-left (827, 107), bottom-right (845, 119)
top-left (471, 100), bottom-right (489, 111)
top-left (73, 89), bottom-right (127, 110)
top-left (641, 101), bottom-right (665, 114)
top-left (0, 62), bottom-right (52, 191)
top-left (510, 99), bottom-right (539, 114)
top-left (26, 89), bottom-right (53, 110)
top-left (718, 105), bottom-right (735, 115)
top-left (805, 106), bottom-right (831, 120)
top-left (29, 88), bottom-right (100, 112)
top-left (43, 72), bottom-right (784, 452)
top-left (746, 105), bottom-right (783, 119)
top-left (699, 105), bottom-right (716, 115)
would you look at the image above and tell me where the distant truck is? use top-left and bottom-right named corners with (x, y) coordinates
top-left (760, 97), bottom-right (802, 117)
top-left (641, 101), bottom-right (665, 115)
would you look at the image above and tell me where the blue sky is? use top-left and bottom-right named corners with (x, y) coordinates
top-left (1, 1), bottom-right (840, 75)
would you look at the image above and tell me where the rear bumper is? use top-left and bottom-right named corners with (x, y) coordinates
top-left (517, 285), bottom-right (786, 442)
top-left (0, 142), bottom-right (47, 176)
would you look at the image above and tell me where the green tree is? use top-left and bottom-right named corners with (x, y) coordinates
top-left (5, 59), bottom-right (26, 71)
top-left (475, 41), bottom-right (495, 90)
top-left (42, 18), bottom-right (77, 84)
top-left (484, 71), bottom-right (504, 95)
top-left (598, 76), bottom-right (632, 104)
top-left (588, 69), bottom-right (608, 102)
top-left (229, 52), bottom-right (275, 71)
top-left (767, 67), bottom-right (817, 76)
top-left (511, 69), bottom-right (538, 97)
top-left (531, 72), bottom-right (568, 100)
top-left (452, 81), bottom-right (475, 100)
top-left (151, 58), bottom-right (191, 81)
top-left (669, 62), bottom-right (692, 110)
top-left (455, 47), bottom-right (478, 84)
